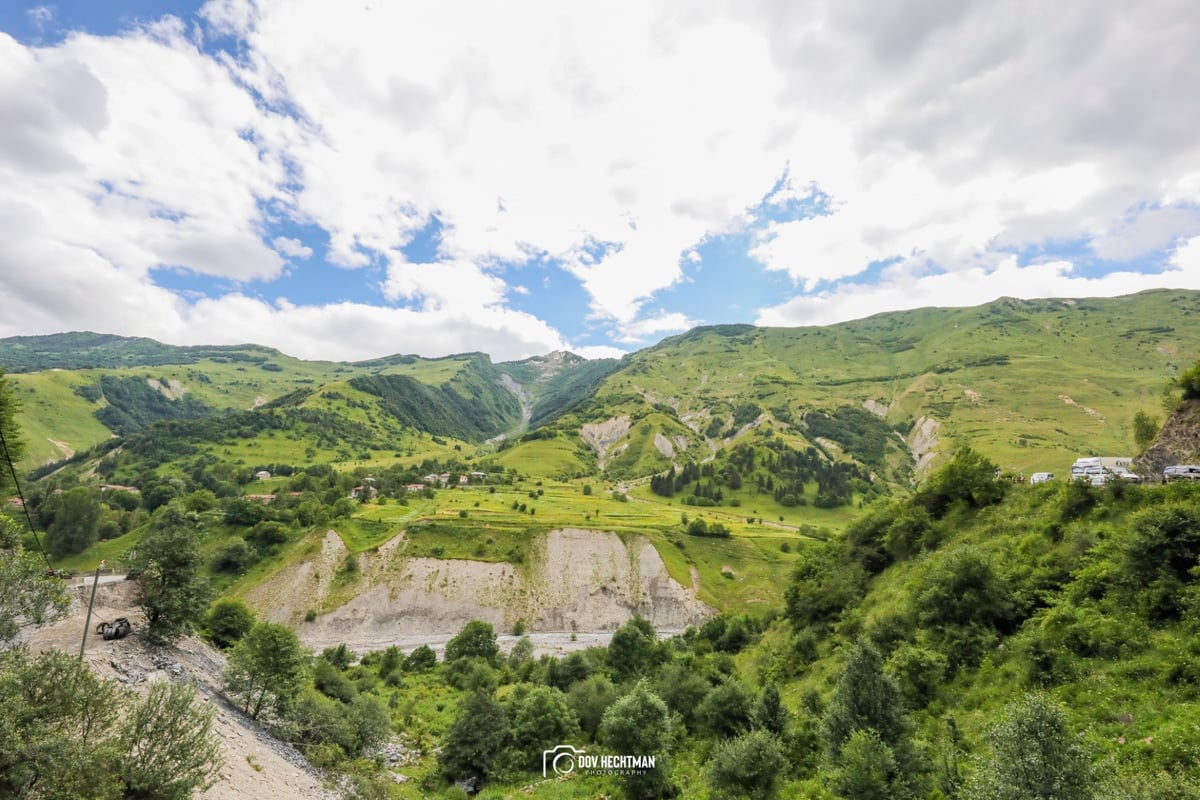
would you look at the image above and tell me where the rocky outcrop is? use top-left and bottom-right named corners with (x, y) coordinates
top-left (1134, 398), bottom-right (1200, 476)
top-left (249, 528), bottom-right (712, 652)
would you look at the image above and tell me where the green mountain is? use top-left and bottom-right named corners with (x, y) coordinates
top-left (5, 289), bottom-right (1199, 487)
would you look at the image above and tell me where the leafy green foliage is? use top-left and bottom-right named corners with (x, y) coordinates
top-left (119, 680), bottom-right (223, 800)
top-left (1132, 410), bottom-right (1161, 450)
top-left (205, 598), bottom-right (256, 649)
top-left (600, 680), bottom-right (676, 800)
top-left (708, 729), bottom-right (787, 800)
top-left (94, 375), bottom-right (214, 435)
top-left (0, 648), bottom-right (220, 800)
top-left (438, 690), bottom-right (512, 789)
top-left (509, 685), bottom-right (577, 766)
top-left (1178, 359), bottom-right (1200, 399)
top-left (964, 694), bottom-right (1094, 800)
top-left (607, 616), bottom-right (661, 682)
top-left (0, 518), bottom-right (68, 644)
top-left (444, 620), bottom-right (499, 664)
top-left (0, 369), bottom-right (23, 497)
top-left (43, 486), bottom-right (102, 557)
top-left (350, 359), bottom-right (521, 442)
top-left (915, 446), bottom-right (1005, 517)
top-left (224, 622), bottom-right (309, 720)
top-left (131, 517), bottom-right (213, 642)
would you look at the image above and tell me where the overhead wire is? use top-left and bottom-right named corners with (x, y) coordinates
top-left (0, 420), bottom-right (54, 570)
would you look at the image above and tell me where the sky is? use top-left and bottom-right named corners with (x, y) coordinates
top-left (2, 1), bottom-right (1199, 363)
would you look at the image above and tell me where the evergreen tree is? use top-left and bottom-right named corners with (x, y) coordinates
top-left (755, 682), bottom-right (789, 736)
top-left (822, 639), bottom-right (923, 798)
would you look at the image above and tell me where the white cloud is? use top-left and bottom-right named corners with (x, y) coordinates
top-left (756, 257), bottom-right (1200, 328)
top-left (612, 311), bottom-right (697, 344)
top-left (381, 259), bottom-right (508, 312)
top-left (272, 236), bottom-right (313, 259)
top-left (4, 0), bottom-right (1200, 364)
top-left (26, 7), bottom-right (54, 27)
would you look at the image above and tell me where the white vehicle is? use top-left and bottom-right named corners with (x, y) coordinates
top-left (1164, 465), bottom-right (1200, 481)
top-left (1030, 472), bottom-right (1054, 484)
top-left (1084, 466), bottom-right (1141, 485)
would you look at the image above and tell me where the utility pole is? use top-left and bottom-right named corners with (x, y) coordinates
top-left (79, 560), bottom-right (105, 659)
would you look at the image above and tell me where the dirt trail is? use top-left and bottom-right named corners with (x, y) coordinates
top-left (23, 582), bottom-right (335, 800)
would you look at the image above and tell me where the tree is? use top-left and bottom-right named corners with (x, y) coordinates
top-left (205, 598), bottom-right (256, 649)
top-left (755, 682), bottom-right (789, 736)
top-left (655, 661), bottom-right (711, 731)
top-left (510, 685), bottom-right (578, 764)
top-left (915, 446), bottom-right (1005, 518)
top-left (404, 644), bottom-right (437, 672)
top-left (830, 729), bottom-right (899, 800)
top-left (44, 486), bottom-right (102, 558)
top-left (1179, 360), bottom-right (1200, 400)
top-left (823, 640), bottom-right (909, 752)
top-left (132, 521), bottom-right (213, 642)
top-left (600, 680), bottom-right (676, 800)
top-left (444, 619), bottom-right (499, 664)
top-left (696, 680), bottom-right (755, 739)
top-left (1132, 410), bottom-right (1161, 451)
top-left (608, 615), bottom-right (659, 682)
top-left (964, 694), bottom-right (1094, 800)
top-left (120, 680), bottom-right (222, 799)
top-left (567, 674), bottom-right (619, 741)
top-left (0, 648), bottom-right (220, 799)
top-left (438, 690), bottom-right (512, 789)
top-left (0, 370), bottom-right (24, 498)
top-left (708, 729), bottom-right (787, 800)
top-left (224, 622), bottom-right (310, 720)
top-left (0, 517), bottom-right (68, 644)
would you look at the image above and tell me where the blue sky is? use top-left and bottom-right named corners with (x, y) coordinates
top-left (2, 1), bottom-right (1199, 362)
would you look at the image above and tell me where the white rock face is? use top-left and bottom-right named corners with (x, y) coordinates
top-left (248, 528), bottom-right (713, 652)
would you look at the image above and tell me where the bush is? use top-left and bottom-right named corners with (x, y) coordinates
top-left (1179, 360), bottom-right (1200, 399)
top-left (206, 599), bottom-right (256, 649)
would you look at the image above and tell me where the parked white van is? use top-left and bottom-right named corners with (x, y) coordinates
top-left (1030, 472), bottom-right (1054, 484)
top-left (1164, 465), bottom-right (1200, 481)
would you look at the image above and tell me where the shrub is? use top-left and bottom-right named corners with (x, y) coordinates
top-left (1179, 360), bottom-right (1200, 399)
top-left (206, 599), bottom-right (256, 649)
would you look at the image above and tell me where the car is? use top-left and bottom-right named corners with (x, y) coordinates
top-left (1164, 465), bottom-right (1200, 481)
top-left (1085, 466), bottom-right (1141, 485)
top-left (1029, 472), bottom-right (1054, 484)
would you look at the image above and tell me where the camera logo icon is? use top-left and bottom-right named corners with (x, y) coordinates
top-left (543, 744), bottom-right (583, 776)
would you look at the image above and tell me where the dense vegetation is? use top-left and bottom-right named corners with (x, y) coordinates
top-left (350, 358), bottom-right (522, 442)
top-left (0, 331), bottom-right (285, 372)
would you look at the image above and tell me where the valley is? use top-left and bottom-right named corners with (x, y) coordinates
top-left (4, 289), bottom-right (1200, 799)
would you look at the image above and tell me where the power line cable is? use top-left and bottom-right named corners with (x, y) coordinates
top-left (0, 421), bottom-right (54, 569)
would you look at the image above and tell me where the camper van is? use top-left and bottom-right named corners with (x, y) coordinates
top-left (1029, 472), bottom-right (1054, 484)
top-left (1164, 465), bottom-right (1200, 482)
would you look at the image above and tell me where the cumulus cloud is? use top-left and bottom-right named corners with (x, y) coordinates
top-left (612, 311), bottom-right (697, 344)
top-left (3, 0), bottom-right (1200, 363)
top-left (272, 236), bottom-right (313, 259)
top-left (756, 257), bottom-right (1200, 328)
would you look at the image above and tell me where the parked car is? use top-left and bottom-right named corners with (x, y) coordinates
top-left (1030, 472), bottom-right (1054, 484)
top-left (1084, 466), bottom-right (1141, 485)
top-left (1164, 465), bottom-right (1200, 481)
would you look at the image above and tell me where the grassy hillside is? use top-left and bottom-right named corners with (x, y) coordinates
top-left (571, 290), bottom-right (1200, 482)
